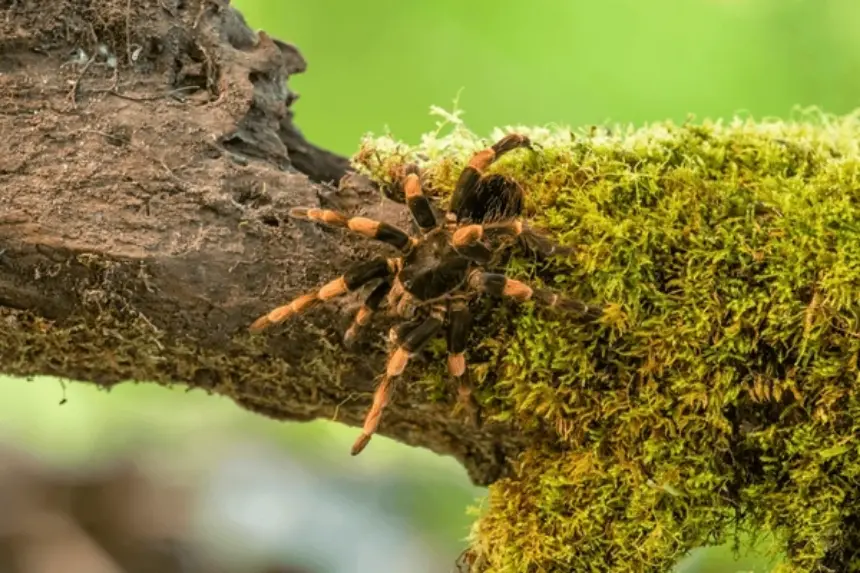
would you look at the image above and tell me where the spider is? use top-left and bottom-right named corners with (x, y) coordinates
top-left (249, 133), bottom-right (605, 455)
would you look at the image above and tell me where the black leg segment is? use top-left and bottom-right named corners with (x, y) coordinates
top-left (400, 313), bottom-right (445, 353)
top-left (446, 299), bottom-right (472, 377)
top-left (344, 279), bottom-right (393, 345)
top-left (343, 257), bottom-right (395, 289)
top-left (402, 164), bottom-right (438, 232)
top-left (399, 256), bottom-right (470, 301)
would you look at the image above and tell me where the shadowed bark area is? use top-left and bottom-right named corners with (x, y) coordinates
top-left (0, 0), bottom-right (530, 486)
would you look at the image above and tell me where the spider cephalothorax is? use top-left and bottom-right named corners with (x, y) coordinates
top-left (249, 134), bottom-right (605, 455)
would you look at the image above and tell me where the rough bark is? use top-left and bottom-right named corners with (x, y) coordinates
top-left (0, 0), bottom-right (528, 486)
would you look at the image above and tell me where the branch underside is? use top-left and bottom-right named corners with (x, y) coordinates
top-left (0, 0), bottom-right (528, 486)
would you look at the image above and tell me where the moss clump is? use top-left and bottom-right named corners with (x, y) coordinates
top-left (355, 108), bottom-right (860, 572)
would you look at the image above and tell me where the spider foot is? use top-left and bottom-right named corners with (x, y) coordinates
top-left (351, 306), bottom-right (445, 455)
top-left (533, 289), bottom-right (605, 321)
top-left (491, 133), bottom-right (533, 155)
top-left (351, 433), bottom-right (372, 456)
top-left (519, 227), bottom-right (575, 260)
top-left (453, 377), bottom-right (482, 429)
top-left (351, 374), bottom-right (396, 456)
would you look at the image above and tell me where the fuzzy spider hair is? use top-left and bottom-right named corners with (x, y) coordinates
top-left (249, 133), bottom-right (605, 455)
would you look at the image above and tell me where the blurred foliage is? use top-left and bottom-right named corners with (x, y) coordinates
top-left (0, 380), bottom-right (482, 559)
top-left (234, 0), bottom-right (860, 156)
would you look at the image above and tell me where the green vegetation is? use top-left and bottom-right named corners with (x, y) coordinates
top-left (355, 108), bottom-right (860, 572)
top-left (235, 0), bottom-right (860, 157)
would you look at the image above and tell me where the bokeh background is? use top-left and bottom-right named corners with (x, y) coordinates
top-left (3, 1), bottom-right (860, 572)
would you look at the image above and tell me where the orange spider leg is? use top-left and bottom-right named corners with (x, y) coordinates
top-left (249, 257), bottom-right (397, 333)
top-left (290, 207), bottom-right (417, 252)
top-left (446, 297), bottom-right (480, 422)
top-left (468, 271), bottom-right (604, 320)
top-left (351, 303), bottom-right (446, 455)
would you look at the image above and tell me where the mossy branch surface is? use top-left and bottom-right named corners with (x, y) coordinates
top-left (355, 110), bottom-right (860, 572)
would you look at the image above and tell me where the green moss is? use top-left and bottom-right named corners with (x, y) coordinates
top-left (355, 108), bottom-right (860, 572)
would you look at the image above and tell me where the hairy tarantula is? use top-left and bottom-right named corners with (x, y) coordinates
top-left (249, 134), bottom-right (605, 455)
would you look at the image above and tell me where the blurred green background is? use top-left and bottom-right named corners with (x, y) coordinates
top-left (239, 0), bottom-right (860, 156)
top-left (3, 1), bottom-right (860, 572)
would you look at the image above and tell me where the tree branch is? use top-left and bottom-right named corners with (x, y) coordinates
top-left (0, 0), bottom-right (526, 486)
top-left (6, 3), bottom-right (860, 573)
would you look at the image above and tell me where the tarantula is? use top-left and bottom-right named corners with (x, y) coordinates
top-left (249, 134), bottom-right (605, 455)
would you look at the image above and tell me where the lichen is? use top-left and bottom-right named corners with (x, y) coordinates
top-left (354, 106), bottom-right (860, 572)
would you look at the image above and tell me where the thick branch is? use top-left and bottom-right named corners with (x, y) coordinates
top-left (0, 0), bottom-right (526, 485)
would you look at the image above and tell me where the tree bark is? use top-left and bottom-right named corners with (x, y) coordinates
top-left (0, 0), bottom-right (528, 486)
